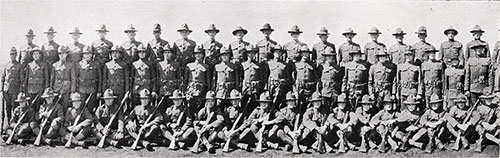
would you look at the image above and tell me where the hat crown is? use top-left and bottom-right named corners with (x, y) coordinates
top-left (70, 93), bottom-right (82, 101)
top-left (207, 24), bottom-right (217, 30)
top-left (26, 29), bottom-right (34, 35)
top-left (229, 89), bottom-right (242, 99)
top-left (258, 91), bottom-right (272, 101)
top-left (454, 94), bottom-right (467, 102)
top-left (261, 23), bottom-right (272, 29)
top-left (383, 95), bottom-right (393, 102)
top-left (180, 23), bottom-right (190, 30)
top-left (273, 44), bottom-right (283, 50)
top-left (103, 89), bottom-right (116, 98)
top-left (110, 45), bottom-right (122, 52)
top-left (82, 46), bottom-right (92, 53)
top-left (472, 24), bottom-right (482, 31)
top-left (345, 27), bottom-right (354, 33)
top-left (429, 93), bottom-right (441, 102)
top-left (127, 24), bottom-right (136, 31)
top-left (318, 27), bottom-right (328, 33)
top-left (417, 26), bottom-right (427, 32)
top-left (310, 91), bottom-right (322, 101)
top-left (10, 47), bottom-right (17, 53)
top-left (285, 91), bottom-right (297, 100)
top-left (99, 24), bottom-right (107, 30)
top-left (337, 93), bottom-right (347, 102)
top-left (139, 89), bottom-right (151, 98)
top-left (234, 26), bottom-right (245, 31)
top-left (290, 25), bottom-right (300, 31)
top-left (71, 27), bottom-right (81, 34)
top-left (370, 27), bottom-right (380, 33)
top-left (405, 95), bottom-right (419, 103)
top-left (16, 92), bottom-right (29, 101)
top-left (204, 91), bottom-right (215, 99)
top-left (393, 28), bottom-right (405, 35)
top-left (46, 27), bottom-right (56, 33)
top-left (136, 44), bottom-right (147, 52)
top-left (361, 94), bottom-right (372, 103)
top-left (153, 23), bottom-right (161, 31)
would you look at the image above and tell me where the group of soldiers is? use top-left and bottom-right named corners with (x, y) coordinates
top-left (1, 22), bottom-right (500, 154)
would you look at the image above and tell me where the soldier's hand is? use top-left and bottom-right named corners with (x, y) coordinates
top-left (170, 123), bottom-right (178, 129)
top-left (174, 131), bottom-right (183, 137)
top-left (67, 126), bottom-right (76, 132)
top-left (101, 128), bottom-right (109, 135)
top-left (40, 112), bottom-right (50, 118)
top-left (416, 94), bottom-right (422, 100)
top-left (369, 123), bottom-right (376, 128)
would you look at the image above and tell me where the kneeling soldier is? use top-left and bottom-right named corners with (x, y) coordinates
top-left (353, 95), bottom-right (378, 153)
top-left (62, 93), bottom-right (93, 148)
top-left (325, 93), bottom-right (354, 153)
top-left (191, 91), bottom-right (224, 153)
top-left (370, 95), bottom-right (398, 153)
top-left (93, 89), bottom-right (125, 148)
top-left (125, 89), bottom-right (161, 150)
top-left (470, 90), bottom-right (500, 152)
top-left (418, 93), bottom-right (447, 153)
top-left (392, 95), bottom-right (422, 151)
top-left (160, 90), bottom-right (194, 150)
top-left (3, 93), bottom-right (36, 145)
top-left (446, 94), bottom-right (474, 151)
top-left (32, 88), bottom-right (64, 146)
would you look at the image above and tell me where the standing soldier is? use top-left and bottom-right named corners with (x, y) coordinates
top-left (368, 50), bottom-right (396, 110)
top-left (125, 89), bottom-right (162, 150)
top-left (103, 45), bottom-right (129, 112)
top-left (283, 25), bottom-right (307, 64)
top-left (32, 88), bottom-right (64, 145)
top-left (352, 95), bottom-right (378, 153)
top-left (148, 23), bottom-right (170, 62)
top-left (228, 26), bottom-right (251, 87)
top-left (157, 45), bottom-right (182, 111)
top-left (62, 93), bottom-right (93, 148)
top-left (364, 27), bottom-right (386, 65)
top-left (121, 24), bottom-right (142, 64)
top-left (440, 26), bottom-right (464, 67)
top-left (74, 46), bottom-right (102, 111)
top-left (131, 44), bottom-right (157, 106)
top-left (413, 94), bottom-right (447, 153)
top-left (91, 24), bottom-right (114, 64)
top-left (465, 25), bottom-right (490, 61)
top-left (200, 24), bottom-right (223, 67)
top-left (370, 95), bottom-right (399, 153)
top-left (173, 23), bottom-right (196, 65)
top-left (392, 95), bottom-right (422, 151)
top-left (465, 44), bottom-right (494, 106)
top-left (3, 93), bottom-right (35, 144)
top-left (412, 26), bottom-right (436, 65)
top-left (67, 27), bottom-right (86, 63)
top-left (41, 27), bottom-right (60, 65)
top-left (421, 48), bottom-right (445, 109)
top-left (23, 47), bottom-right (49, 108)
top-left (494, 29), bottom-right (500, 65)
top-left (338, 28), bottom-right (361, 65)
top-left (444, 56), bottom-right (465, 110)
top-left (317, 49), bottom-right (343, 110)
top-left (51, 46), bottom-right (76, 111)
top-left (241, 48), bottom-right (265, 110)
top-left (2, 47), bottom-right (24, 122)
top-left (393, 49), bottom-right (422, 111)
top-left (342, 50), bottom-right (370, 107)
top-left (446, 94), bottom-right (474, 151)
top-left (93, 89), bottom-right (125, 147)
top-left (19, 29), bottom-right (38, 65)
top-left (212, 47), bottom-right (239, 101)
top-left (256, 23), bottom-right (278, 63)
top-left (185, 46), bottom-right (211, 111)
top-left (266, 45), bottom-right (293, 109)
top-left (389, 28), bottom-right (411, 65)
top-left (294, 46), bottom-right (318, 113)
top-left (312, 27), bottom-right (336, 65)
top-left (159, 90), bottom-right (195, 150)
top-left (470, 91), bottom-right (500, 152)
top-left (192, 91), bottom-right (224, 153)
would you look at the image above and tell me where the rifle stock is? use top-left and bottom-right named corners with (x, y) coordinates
top-left (222, 97), bottom-right (252, 152)
top-left (255, 113), bottom-right (270, 152)
top-left (191, 111), bottom-right (215, 153)
top-left (130, 96), bottom-right (165, 150)
top-left (34, 96), bottom-right (62, 146)
top-left (6, 95), bottom-right (39, 145)
top-left (169, 104), bottom-right (187, 149)
top-left (65, 93), bottom-right (94, 148)
top-left (453, 99), bottom-right (480, 150)
top-left (292, 113), bottom-right (301, 154)
top-left (97, 91), bottom-right (130, 148)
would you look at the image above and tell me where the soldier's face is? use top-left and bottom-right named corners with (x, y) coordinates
top-left (407, 104), bottom-right (416, 111)
top-left (291, 33), bottom-right (300, 40)
top-left (427, 53), bottom-right (435, 60)
top-left (326, 55), bottom-right (334, 62)
top-left (395, 35), bottom-right (404, 42)
top-left (194, 53), bottom-right (204, 60)
top-left (164, 51), bottom-right (173, 59)
top-left (72, 34), bottom-right (80, 41)
top-left (104, 99), bottom-right (114, 105)
top-left (451, 59), bottom-right (459, 66)
top-left (59, 52), bottom-right (68, 60)
top-left (25, 36), bottom-right (34, 43)
top-left (473, 32), bottom-right (482, 40)
top-left (138, 51), bottom-right (147, 59)
top-left (362, 104), bottom-right (371, 111)
top-left (83, 53), bottom-right (92, 60)
top-left (10, 54), bottom-right (17, 60)
top-left (338, 102), bottom-right (346, 110)
top-left (32, 51), bottom-right (41, 60)
top-left (312, 101), bottom-right (321, 109)
top-left (262, 30), bottom-right (272, 37)
top-left (153, 31), bottom-right (161, 38)
top-left (72, 101), bottom-right (82, 109)
top-left (378, 55), bottom-right (388, 62)
top-left (206, 99), bottom-right (215, 108)
top-left (235, 32), bottom-right (245, 39)
top-left (384, 103), bottom-right (393, 111)
top-left (180, 31), bottom-right (190, 38)
top-left (430, 102), bottom-right (441, 110)
top-left (287, 100), bottom-right (296, 109)
top-left (405, 54), bottom-right (415, 61)
top-left (447, 33), bottom-right (455, 40)
top-left (98, 32), bottom-right (107, 39)
top-left (221, 54), bottom-right (230, 62)
top-left (231, 99), bottom-right (240, 107)
top-left (111, 51), bottom-right (120, 59)
top-left (352, 54), bottom-right (361, 61)
top-left (46, 34), bottom-right (55, 41)
top-left (417, 34), bottom-right (427, 41)
top-left (207, 31), bottom-right (217, 38)
top-left (456, 102), bottom-right (466, 109)
top-left (260, 102), bottom-right (270, 109)
top-left (140, 98), bottom-right (150, 106)
top-left (370, 34), bottom-right (379, 41)
top-left (126, 32), bottom-right (136, 39)
top-left (173, 99), bottom-right (183, 107)
top-left (344, 34), bottom-right (354, 41)
top-left (44, 97), bottom-right (54, 103)
top-left (19, 101), bottom-right (28, 107)
top-left (319, 35), bottom-right (328, 41)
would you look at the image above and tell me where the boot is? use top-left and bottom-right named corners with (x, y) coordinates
top-left (77, 141), bottom-right (88, 148)
top-left (436, 139), bottom-right (445, 150)
top-left (474, 138), bottom-right (483, 152)
top-left (452, 137), bottom-right (460, 151)
top-left (424, 139), bottom-right (433, 153)
top-left (359, 137), bottom-right (367, 153)
top-left (378, 136), bottom-right (387, 153)
top-left (461, 136), bottom-right (469, 149)
top-left (409, 139), bottom-right (423, 149)
top-left (110, 140), bottom-right (120, 147)
top-left (369, 140), bottom-right (378, 149)
top-left (238, 143), bottom-right (251, 151)
top-left (266, 142), bottom-right (279, 149)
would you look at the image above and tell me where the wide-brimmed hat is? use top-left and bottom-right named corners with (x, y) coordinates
top-left (169, 89), bottom-right (186, 99)
top-left (376, 50), bottom-right (389, 56)
top-left (177, 23), bottom-right (193, 32)
top-left (140, 89), bottom-right (152, 99)
top-left (205, 91), bottom-right (216, 100)
top-left (153, 23), bottom-right (162, 32)
top-left (316, 27), bottom-right (330, 35)
top-left (232, 26), bottom-right (248, 35)
top-left (25, 29), bottom-right (36, 37)
top-left (368, 27), bottom-right (382, 34)
top-left (193, 45), bottom-right (203, 55)
top-left (479, 87), bottom-right (494, 99)
top-left (403, 95), bottom-right (420, 105)
top-left (382, 95), bottom-right (393, 103)
top-left (135, 44), bottom-right (148, 52)
top-left (216, 90), bottom-right (227, 99)
top-left (415, 26), bottom-right (427, 34)
top-left (392, 28), bottom-right (407, 36)
top-left (444, 26), bottom-right (458, 35)
top-left (124, 24), bottom-right (138, 33)
top-left (272, 44), bottom-right (283, 52)
top-left (321, 47), bottom-right (336, 56)
top-left (10, 47), bottom-right (17, 55)
top-left (218, 46), bottom-right (231, 57)
top-left (228, 89), bottom-right (242, 100)
top-left (288, 25), bottom-right (303, 34)
top-left (428, 93), bottom-right (442, 104)
top-left (257, 92), bottom-right (272, 102)
top-left (70, 93), bottom-right (83, 102)
top-left (359, 95), bottom-right (374, 104)
top-left (57, 46), bottom-right (69, 54)
top-left (453, 94), bottom-right (467, 103)
top-left (298, 45), bottom-right (311, 54)
top-left (81, 46), bottom-right (93, 54)
top-left (470, 24), bottom-right (485, 33)
top-left (110, 45), bottom-right (123, 53)
top-left (348, 49), bottom-right (363, 55)
top-left (44, 27), bottom-right (57, 34)
top-left (424, 47), bottom-right (439, 53)
top-left (96, 24), bottom-right (109, 32)
top-left (41, 88), bottom-right (58, 98)
top-left (309, 91), bottom-right (322, 102)
top-left (342, 27), bottom-right (357, 36)
top-left (15, 93), bottom-right (30, 102)
top-left (29, 47), bottom-right (42, 54)
top-left (403, 48), bottom-right (415, 55)
top-left (102, 89), bottom-right (118, 99)
top-left (204, 24), bottom-right (220, 33)
top-left (285, 91), bottom-right (297, 101)
top-left (69, 27), bottom-right (83, 35)
top-left (337, 93), bottom-right (347, 103)
top-left (260, 23), bottom-right (274, 32)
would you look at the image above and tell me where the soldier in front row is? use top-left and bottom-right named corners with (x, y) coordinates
top-left (411, 94), bottom-right (447, 153)
top-left (62, 93), bottom-right (94, 148)
top-left (1, 47), bottom-right (24, 122)
top-left (32, 88), bottom-right (64, 145)
top-left (300, 92), bottom-right (329, 153)
top-left (93, 89), bottom-right (125, 148)
top-left (272, 91), bottom-right (301, 152)
top-left (191, 91), bottom-right (224, 153)
top-left (125, 89), bottom-right (161, 150)
top-left (218, 89), bottom-right (252, 151)
top-left (159, 90), bottom-right (194, 150)
top-left (469, 90), bottom-right (500, 152)
top-left (391, 95), bottom-right (422, 151)
top-left (351, 95), bottom-right (378, 153)
top-left (370, 95), bottom-right (398, 153)
top-left (2, 93), bottom-right (35, 145)
top-left (445, 94), bottom-right (473, 151)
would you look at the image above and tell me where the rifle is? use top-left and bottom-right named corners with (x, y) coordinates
top-left (255, 113), bottom-right (271, 152)
top-left (338, 93), bottom-right (357, 153)
top-left (1, 92), bottom-right (6, 137)
top-left (291, 113), bottom-right (301, 154)
top-left (65, 93), bottom-right (93, 148)
top-left (130, 96), bottom-right (165, 150)
top-left (191, 110), bottom-right (215, 153)
top-left (400, 102), bottom-right (427, 150)
top-left (6, 95), bottom-right (39, 144)
top-left (97, 91), bottom-right (131, 148)
top-left (317, 112), bottom-right (327, 153)
top-left (222, 96), bottom-right (252, 152)
top-left (452, 99), bottom-right (480, 150)
top-left (169, 102), bottom-right (188, 149)
top-left (34, 96), bottom-right (62, 146)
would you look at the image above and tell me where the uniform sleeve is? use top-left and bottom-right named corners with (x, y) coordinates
top-left (129, 65), bottom-right (136, 92)
top-left (64, 110), bottom-right (72, 127)
top-left (50, 64), bottom-right (55, 88)
top-left (494, 42), bottom-right (500, 64)
top-left (417, 67), bottom-right (423, 96)
top-left (368, 66), bottom-right (375, 96)
top-left (98, 63), bottom-right (103, 93)
top-left (469, 109), bottom-right (482, 126)
top-left (78, 109), bottom-right (93, 127)
top-left (488, 61), bottom-right (494, 91)
top-left (208, 110), bottom-right (224, 128)
top-left (1, 66), bottom-right (5, 91)
top-left (302, 110), bottom-right (317, 130)
top-left (445, 106), bottom-right (459, 127)
top-left (341, 66), bottom-right (348, 93)
top-left (419, 110), bottom-right (430, 125)
top-left (22, 66), bottom-right (29, 93)
top-left (43, 63), bottom-right (50, 89)
top-left (464, 43), bottom-right (470, 62)
top-left (71, 63), bottom-right (78, 93)
top-left (180, 111), bottom-right (193, 132)
top-left (325, 112), bottom-right (339, 127)
top-left (464, 61), bottom-right (470, 92)
top-left (370, 111), bottom-right (383, 125)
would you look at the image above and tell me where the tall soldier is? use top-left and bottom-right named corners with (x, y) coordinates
top-left (92, 24), bottom-right (114, 64)
top-left (241, 48), bottom-right (265, 110)
top-left (393, 49), bottom-right (423, 111)
top-left (342, 49), bottom-right (370, 107)
top-left (392, 95), bottom-right (422, 151)
top-left (338, 28), bottom-right (361, 65)
top-left (41, 27), bottom-right (60, 65)
top-left (2, 93), bottom-right (35, 144)
top-left (93, 89), bottom-right (125, 147)
top-left (103, 45), bottom-right (129, 112)
top-left (465, 44), bottom-right (494, 106)
top-left (256, 23), bottom-right (278, 63)
top-left (121, 24), bottom-right (142, 64)
top-left (200, 24), bottom-right (223, 67)
top-left (440, 26), bottom-right (464, 67)
top-left (19, 29), bottom-right (38, 65)
top-left (284, 25), bottom-right (307, 64)
top-left (465, 25), bottom-right (490, 61)
top-left (312, 27), bottom-right (336, 65)
top-left (148, 23), bottom-right (170, 62)
top-left (157, 45), bottom-right (182, 111)
top-left (185, 46), bottom-right (211, 111)
top-left (364, 27), bottom-right (386, 65)
top-left (294, 46), bottom-right (318, 113)
top-left (324, 93), bottom-right (352, 153)
top-left (317, 48), bottom-right (343, 110)
top-left (23, 47), bottom-right (49, 109)
top-left (228, 26), bottom-right (252, 88)
top-left (421, 48), bottom-right (445, 109)
top-left (412, 26), bottom-right (436, 65)
top-left (32, 88), bottom-right (64, 145)
top-left (266, 45), bottom-right (293, 109)
top-left (67, 27), bottom-right (86, 63)
top-left (389, 28), bottom-right (411, 65)
top-left (351, 95), bottom-right (378, 153)
top-left (2, 47), bottom-right (24, 122)
top-left (212, 47), bottom-right (239, 100)
top-left (444, 56), bottom-right (465, 110)
top-left (494, 29), bottom-right (500, 65)
top-left (131, 44), bottom-right (157, 106)
top-left (470, 90), bottom-right (500, 152)
top-left (74, 46), bottom-right (102, 111)
top-left (368, 50), bottom-right (396, 110)
top-left (173, 23), bottom-right (196, 65)
top-left (51, 46), bottom-right (76, 111)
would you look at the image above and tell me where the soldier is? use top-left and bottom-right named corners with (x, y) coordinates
top-left (192, 91), bottom-right (224, 153)
top-left (465, 44), bottom-right (494, 106)
top-left (342, 50), bottom-right (370, 107)
top-left (283, 25), bottom-right (307, 64)
top-left (1, 47), bottom-right (24, 122)
top-left (185, 46), bottom-right (211, 111)
top-left (148, 23), bottom-right (170, 62)
top-left (440, 26), bottom-right (464, 67)
top-left (121, 24), bottom-right (143, 64)
top-left (494, 29), bottom-right (500, 65)
top-left (51, 46), bottom-right (76, 111)
top-left (324, 93), bottom-right (352, 153)
top-left (444, 56), bottom-right (465, 110)
top-left (312, 27), bottom-right (336, 65)
top-left (256, 23), bottom-right (278, 63)
top-left (317, 48), bottom-right (343, 110)
top-left (19, 29), bottom-right (38, 65)
top-left (294, 46), bottom-right (318, 113)
top-left (41, 27), bottom-right (60, 65)
top-left (159, 90), bottom-right (195, 150)
top-left (103, 45), bottom-right (129, 112)
top-left (389, 28), bottom-right (411, 65)
top-left (413, 26), bottom-right (436, 65)
top-left (218, 89), bottom-right (251, 151)
top-left (445, 94), bottom-right (473, 151)
top-left (32, 88), bottom-right (64, 145)
top-left (465, 25), bottom-right (490, 61)
top-left (125, 89), bottom-right (162, 150)
top-left (338, 28), bottom-right (361, 65)
top-left (228, 26), bottom-right (252, 85)
top-left (91, 24), bottom-right (114, 64)
top-left (421, 48), bottom-right (445, 109)
top-left (157, 45), bottom-right (182, 111)
top-left (298, 92), bottom-right (329, 153)
top-left (413, 94), bottom-right (447, 153)
top-left (74, 46), bottom-right (102, 111)
top-left (370, 95), bottom-right (399, 153)
top-left (241, 48), bottom-right (266, 110)
top-left (272, 91), bottom-right (300, 151)
top-left (67, 27), bottom-right (86, 63)
top-left (393, 49), bottom-right (423, 111)
top-left (470, 90), bottom-right (500, 152)
top-left (93, 89), bottom-right (125, 147)
top-left (368, 50), bottom-right (396, 110)
top-left (364, 27), bottom-right (386, 65)
top-left (349, 95), bottom-right (378, 152)
top-left (392, 95), bottom-right (422, 151)
top-left (2, 93), bottom-right (35, 144)
top-left (131, 44), bottom-right (157, 106)
top-left (266, 45), bottom-right (293, 109)
top-left (62, 93), bottom-right (93, 148)
top-left (200, 24), bottom-right (223, 67)
top-left (212, 47), bottom-right (239, 100)
top-left (173, 23), bottom-right (196, 65)
top-left (23, 47), bottom-right (49, 109)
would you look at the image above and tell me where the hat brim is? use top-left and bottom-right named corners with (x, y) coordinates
top-left (368, 32), bottom-right (381, 34)
top-left (69, 32), bottom-right (83, 35)
top-left (228, 97), bottom-right (241, 100)
top-left (321, 53), bottom-right (336, 56)
top-left (44, 31), bottom-right (57, 34)
top-left (205, 29), bottom-right (220, 33)
top-left (479, 95), bottom-right (494, 99)
top-left (124, 30), bottom-right (138, 33)
top-left (470, 30), bottom-right (485, 33)
top-left (429, 100), bottom-right (443, 104)
top-left (232, 30), bottom-right (248, 35)
top-left (444, 29), bottom-right (458, 35)
top-left (260, 28), bottom-right (275, 32)
top-left (288, 31), bottom-right (303, 34)
top-left (424, 50), bottom-right (439, 53)
top-left (102, 96), bottom-right (118, 99)
top-left (169, 96), bottom-right (185, 99)
top-left (360, 101), bottom-right (374, 104)
top-left (41, 93), bottom-right (59, 98)
top-left (177, 29), bottom-right (193, 33)
top-left (24, 34), bottom-right (36, 37)
top-left (403, 101), bottom-right (419, 105)
top-left (96, 30), bottom-right (109, 32)
top-left (415, 31), bottom-right (427, 34)
top-left (317, 33), bottom-right (330, 35)
top-left (342, 32), bottom-right (357, 36)
top-left (15, 98), bottom-right (31, 102)
top-left (392, 33), bottom-right (407, 36)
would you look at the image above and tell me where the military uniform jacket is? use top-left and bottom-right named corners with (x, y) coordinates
top-left (223, 105), bottom-right (245, 132)
top-left (272, 106), bottom-right (300, 128)
top-left (389, 42), bottom-right (410, 64)
top-left (228, 40), bottom-right (252, 61)
top-left (173, 38), bottom-right (196, 64)
top-left (338, 42), bottom-right (361, 64)
top-left (470, 105), bottom-right (500, 126)
top-left (51, 60), bottom-right (76, 94)
top-left (283, 40), bottom-right (307, 62)
top-left (131, 59), bottom-right (157, 94)
top-left (364, 41), bottom-right (386, 65)
top-left (445, 106), bottom-right (468, 127)
top-left (241, 61), bottom-right (264, 93)
top-left (352, 107), bottom-right (376, 126)
top-left (185, 60), bottom-right (210, 97)
top-left (325, 107), bottom-right (351, 127)
top-left (465, 57), bottom-right (493, 93)
top-left (121, 40), bottom-right (143, 64)
top-left (318, 61), bottom-right (343, 97)
top-left (370, 109), bottom-right (397, 126)
top-left (213, 61), bottom-right (238, 91)
top-left (419, 109), bottom-right (446, 126)
top-left (312, 41), bottom-right (336, 64)
top-left (64, 107), bottom-right (93, 127)
top-left (493, 41), bottom-right (500, 64)
top-left (465, 40), bottom-right (490, 60)
top-left (200, 39), bottom-right (222, 66)
top-left (156, 60), bottom-right (182, 96)
top-left (10, 105), bottom-right (35, 125)
top-left (256, 38), bottom-right (278, 60)
top-left (368, 61), bottom-right (396, 95)
top-left (421, 60), bottom-right (445, 96)
top-left (440, 40), bottom-right (464, 66)
top-left (267, 59), bottom-right (293, 88)
top-left (127, 104), bottom-right (160, 126)
top-left (303, 107), bottom-right (328, 130)
top-left (444, 67), bottom-right (465, 97)
top-left (103, 59), bottom-right (129, 94)
top-left (18, 43), bottom-right (38, 65)
top-left (195, 106), bottom-right (224, 129)
top-left (1, 60), bottom-right (23, 94)
top-left (75, 60), bottom-right (102, 94)
top-left (412, 41), bottom-right (435, 64)
top-left (342, 61), bottom-right (370, 93)
top-left (148, 38), bottom-right (169, 62)
top-left (23, 60), bottom-right (49, 94)
top-left (92, 39), bottom-right (114, 64)
top-left (67, 42), bottom-right (86, 63)
top-left (35, 103), bottom-right (64, 124)
top-left (395, 109), bottom-right (420, 124)
top-left (394, 62), bottom-right (422, 96)
top-left (161, 106), bottom-right (193, 132)
top-left (244, 107), bottom-right (275, 128)
top-left (41, 41), bottom-right (60, 64)
top-left (95, 103), bottom-right (123, 131)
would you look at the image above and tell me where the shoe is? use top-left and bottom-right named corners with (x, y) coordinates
top-left (17, 139), bottom-right (26, 145)
top-left (461, 137), bottom-right (469, 149)
top-left (266, 142), bottom-right (279, 149)
top-left (238, 143), bottom-right (251, 151)
top-left (77, 141), bottom-right (88, 148)
top-left (284, 144), bottom-right (291, 151)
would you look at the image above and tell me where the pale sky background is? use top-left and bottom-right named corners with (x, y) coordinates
top-left (0, 0), bottom-right (499, 64)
